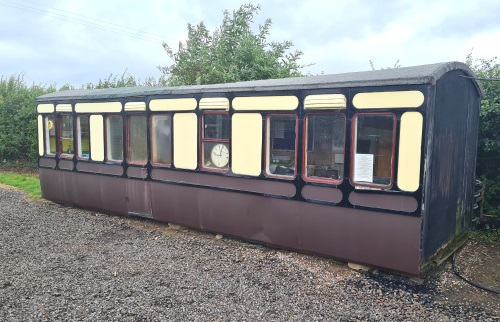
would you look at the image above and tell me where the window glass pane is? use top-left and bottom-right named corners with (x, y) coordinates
top-left (59, 115), bottom-right (74, 155)
top-left (305, 114), bottom-right (345, 181)
top-left (106, 117), bottom-right (123, 162)
top-left (77, 116), bottom-right (90, 158)
top-left (128, 115), bottom-right (147, 164)
top-left (204, 114), bottom-right (229, 139)
top-left (202, 113), bottom-right (229, 171)
top-left (203, 141), bottom-right (229, 170)
top-left (266, 115), bottom-right (296, 177)
top-left (353, 114), bottom-right (394, 185)
top-left (151, 115), bottom-right (172, 164)
top-left (45, 116), bottom-right (56, 154)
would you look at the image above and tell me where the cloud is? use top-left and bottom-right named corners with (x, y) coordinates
top-left (0, 0), bottom-right (499, 86)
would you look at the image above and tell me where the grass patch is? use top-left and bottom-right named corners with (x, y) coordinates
top-left (0, 172), bottom-right (41, 199)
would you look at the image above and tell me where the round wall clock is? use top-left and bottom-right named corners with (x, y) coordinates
top-left (210, 143), bottom-right (229, 168)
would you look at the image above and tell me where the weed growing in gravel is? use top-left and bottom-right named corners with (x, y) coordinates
top-left (0, 172), bottom-right (41, 199)
top-left (471, 224), bottom-right (500, 243)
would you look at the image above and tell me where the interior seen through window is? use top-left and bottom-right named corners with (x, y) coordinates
top-left (266, 115), bottom-right (296, 177)
top-left (305, 113), bottom-right (345, 181)
top-left (128, 115), bottom-right (148, 164)
top-left (77, 116), bottom-right (90, 159)
top-left (106, 116), bottom-right (123, 162)
top-left (151, 114), bottom-right (172, 165)
top-left (202, 113), bottom-right (230, 171)
top-left (59, 115), bottom-right (74, 156)
top-left (45, 115), bottom-right (56, 155)
top-left (353, 114), bottom-right (395, 186)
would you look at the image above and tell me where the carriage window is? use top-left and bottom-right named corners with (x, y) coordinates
top-left (151, 114), bottom-right (172, 165)
top-left (201, 113), bottom-right (230, 171)
top-left (45, 115), bottom-right (56, 155)
top-left (106, 116), bottom-right (123, 162)
top-left (77, 116), bottom-right (90, 159)
top-left (59, 115), bottom-right (74, 157)
top-left (353, 114), bottom-right (395, 186)
top-left (305, 114), bottom-right (345, 182)
top-left (127, 115), bottom-right (147, 164)
top-left (266, 115), bottom-right (297, 178)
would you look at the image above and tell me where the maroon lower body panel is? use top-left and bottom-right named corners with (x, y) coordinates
top-left (39, 169), bottom-right (422, 275)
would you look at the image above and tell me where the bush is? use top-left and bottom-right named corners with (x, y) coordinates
top-left (0, 74), bottom-right (55, 163)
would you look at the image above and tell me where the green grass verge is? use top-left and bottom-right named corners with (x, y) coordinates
top-left (0, 172), bottom-right (41, 199)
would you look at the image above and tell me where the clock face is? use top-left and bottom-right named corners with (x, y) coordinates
top-left (210, 143), bottom-right (229, 168)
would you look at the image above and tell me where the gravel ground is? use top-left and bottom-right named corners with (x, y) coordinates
top-left (0, 186), bottom-right (498, 321)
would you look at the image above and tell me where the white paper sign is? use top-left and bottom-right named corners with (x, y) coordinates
top-left (354, 154), bottom-right (374, 182)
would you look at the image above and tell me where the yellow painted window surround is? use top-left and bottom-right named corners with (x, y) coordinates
top-left (150, 98), bottom-right (197, 111)
top-left (232, 113), bottom-right (262, 176)
top-left (37, 115), bottom-right (44, 156)
top-left (233, 96), bottom-right (298, 111)
top-left (173, 113), bottom-right (198, 170)
top-left (353, 91), bottom-right (424, 109)
top-left (89, 115), bottom-right (104, 161)
top-left (199, 97), bottom-right (229, 111)
top-left (37, 103), bottom-right (54, 114)
top-left (397, 112), bottom-right (423, 192)
top-left (304, 94), bottom-right (346, 109)
top-left (75, 102), bottom-right (122, 113)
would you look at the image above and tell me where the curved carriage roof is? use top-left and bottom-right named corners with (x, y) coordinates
top-left (36, 61), bottom-right (483, 102)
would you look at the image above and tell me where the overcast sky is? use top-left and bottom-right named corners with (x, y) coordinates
top-left (1, 0), bottom-right (499, 87)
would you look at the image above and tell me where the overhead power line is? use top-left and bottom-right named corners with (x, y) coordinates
top-left (0, 0), bottom-right (181, 46)
top-left (17, 0), bottom-right (181, 42)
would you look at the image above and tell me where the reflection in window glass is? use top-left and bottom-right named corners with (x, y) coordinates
top-left (59, 115), bottom-right (74, 156)
top-left (106, 116), bottom-right (123, 162)
top-left (266, 115), bottom-right (296, 177)
top-left (202, 113), bottom-right (229, 170)
top-left (151, 115), bottom-right (172, 165)
top-left (203, 114), bottom-right (229, 139)
top-left (128, 115), bottom-right (147, 164)
top-left (45, 115), bottom-right (56, 155)
top-left (77, 116), bottom-right (90, 159)
top-left (353, 114), bottom-right (394, 186)
top-left (305, 114), bottom-right (345, 181)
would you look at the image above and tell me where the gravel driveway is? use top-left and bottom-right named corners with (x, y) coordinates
top-left (0, 186), bottom-right (497, 321)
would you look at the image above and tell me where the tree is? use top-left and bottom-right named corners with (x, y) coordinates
top-left (158, 3), bottom-right (306, 85)
top-left (466, 53), bottom-right (500, 216)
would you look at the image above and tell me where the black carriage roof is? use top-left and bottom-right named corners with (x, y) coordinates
top-left (36, 61), bottom-right (483, 102)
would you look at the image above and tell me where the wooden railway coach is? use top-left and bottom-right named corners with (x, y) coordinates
top-left (36, 62), bottom-right (483, 275)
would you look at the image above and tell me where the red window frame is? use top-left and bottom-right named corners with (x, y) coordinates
top-left (150, 113), bottom-right (173, 167)
top-left (126, 114), bottom-right (148, 166)
top-left (350, 112), bottom-right (397, 189)
top-left (44, 115), bottom-right (56, 157)
top-left (264, 114), bottom-right (298, 179)
top-left (302, 112), bottom-right (346, 184)
top-left (58, 114), bottom-right (74, 159)
top-left (104, 115), bottom-right (123, 163)
top-left (199, 111), bottom-right (230, 173)
top-left (76, 115), bottom-right (90, 160)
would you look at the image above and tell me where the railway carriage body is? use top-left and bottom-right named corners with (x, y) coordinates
top-left (36, 62), bottom-right (482, 275)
